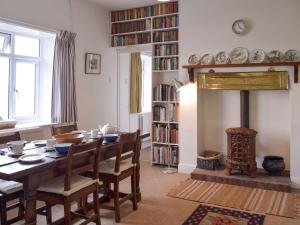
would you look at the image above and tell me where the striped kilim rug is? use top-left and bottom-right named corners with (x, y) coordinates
top-left (168, 179), bottom-right (299, 218)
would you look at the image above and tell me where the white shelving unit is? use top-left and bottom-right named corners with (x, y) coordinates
top-left (111, 1), bottom-right (180, 169)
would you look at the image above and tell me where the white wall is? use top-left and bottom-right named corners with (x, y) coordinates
top-left (0, 0), bottom-right (118, 131)
top-left (179, 0), bottom-right (300, 186)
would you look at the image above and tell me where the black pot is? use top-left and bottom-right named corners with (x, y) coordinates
top-left (262, 156), bottom-right (285, 175)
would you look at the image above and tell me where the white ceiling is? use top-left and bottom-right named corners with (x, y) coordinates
top-left (88, 0), bottom-right (160, 10)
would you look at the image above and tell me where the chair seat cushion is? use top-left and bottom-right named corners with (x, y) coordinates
top-left (37, 175), bottom-right (96, 196)
top-left (0, 179), bottom-right (23, 195)
top-left (99, 159), bottom-right (135, 175)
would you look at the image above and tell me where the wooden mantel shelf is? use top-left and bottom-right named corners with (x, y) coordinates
top-left (182, 61), bottom-right (300, 83)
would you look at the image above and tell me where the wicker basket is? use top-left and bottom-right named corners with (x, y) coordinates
top-left (197, 150), bottom-right (222, 170)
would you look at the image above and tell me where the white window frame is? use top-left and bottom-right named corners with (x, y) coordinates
top-left (0, 29), bottom-right (42, 122)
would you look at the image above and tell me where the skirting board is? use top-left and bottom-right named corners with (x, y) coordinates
top-left (290, 176), bottom-right (300, 188)
top-left (178, 163), bottom-right (196, 174)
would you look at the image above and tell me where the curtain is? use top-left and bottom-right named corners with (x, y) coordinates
top-left (130, 53), bottom-right (142, 113)
top-left (51, 30), bottom-right (78, 123)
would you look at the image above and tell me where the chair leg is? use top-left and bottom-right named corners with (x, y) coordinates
top-left (18, 195), bottom-right (25, 218)
top-left (113, 182), bottom-right (121, 223)
top-left (131, 171), bottom-right (138, 210)
top-left (0, 195), bottom-right (7, 225)
top-left (93, 185), bottom-right (101, 225)
top-left (64, 199), bottom-right (72, 225)
top-left (45, 203), bottom-right (52, 224)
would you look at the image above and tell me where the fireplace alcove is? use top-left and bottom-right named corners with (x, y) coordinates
top-left (180, 64), bottom-right (297, 190)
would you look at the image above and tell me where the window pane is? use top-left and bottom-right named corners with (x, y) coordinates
top-left (15, 62), bottom-right (36, 117)
top-left (15, 35), bottom-right (39, 57)
top-left (0, 57), bottom-right (9, 119)
top-left (0, 32), bottom-right (11, 53)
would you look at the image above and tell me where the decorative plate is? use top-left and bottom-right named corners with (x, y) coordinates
top-left (229, 47), bottom-right (249, 64)
top-left (200, 54), bottom-right (215, 65)
top-left (284, 49), bottom-right (300, 61)
top-left (249, 49), bottom-right (266, 63)
top-left (19, 153), bottom-right (45, 163)
top-left (188, 54), bottom-right (201, 65)
top-left (267, 50), bottom-right (284, 63)
top-left (215, 51), bottom-right (230, 64)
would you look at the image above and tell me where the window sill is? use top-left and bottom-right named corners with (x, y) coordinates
top-left (0, 121), bottom-right (54, 135)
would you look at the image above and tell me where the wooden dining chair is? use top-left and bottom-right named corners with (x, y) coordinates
top-left (98, 130), bottom-right (140, 222)
top-left (51, 123), bottom-right (78, 136)
top-left (0, 132), bottom-right (25, 225)
top-left (36, 139), bottom-right (103, 225)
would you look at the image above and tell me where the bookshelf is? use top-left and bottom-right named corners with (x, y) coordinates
top-left (111, 1), bottom-right (180, 169)
top-left (111, 2), bottom-right (179, 49)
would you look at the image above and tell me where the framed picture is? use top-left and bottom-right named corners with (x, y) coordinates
top-left (85, 53), bottom-right (101, 74)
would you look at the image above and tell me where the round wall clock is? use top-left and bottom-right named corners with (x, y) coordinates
top-left (232, 19), bottom-right (247, 35)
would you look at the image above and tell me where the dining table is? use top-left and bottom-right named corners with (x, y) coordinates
top-left (0, 132), bottom-right (150, 225)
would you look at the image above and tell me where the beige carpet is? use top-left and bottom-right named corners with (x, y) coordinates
top-left (168, 179), bottom-right (298, 218)
top-left (8, 148), bottom-right (300, 225)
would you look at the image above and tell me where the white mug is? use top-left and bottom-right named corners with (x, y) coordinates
top-left (46, 139), bottom-right (56, 150)
top-left (7, 141), bottom-right (25, 155)
top-left (91, 129), bottom-right (98, 138)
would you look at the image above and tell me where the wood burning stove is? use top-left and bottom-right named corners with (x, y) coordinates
top-left (226, 90), bottom-right (258, 177)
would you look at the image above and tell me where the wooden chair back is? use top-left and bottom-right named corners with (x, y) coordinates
top-left (114, 130), bottom-right (140, 173)
top-left (64, 138), bottom-right (103, 191)
top-left (0, 132), bottom-right (21, 145)
top-left (51, 123), bottom-right (78, 136)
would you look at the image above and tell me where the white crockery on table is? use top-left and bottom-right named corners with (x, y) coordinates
top-left (7, 140), bottom-right (26, 155)
top-left (19, 153), bottom-right (45, 163)
top-left (99, 124), bottom-right (118, 135)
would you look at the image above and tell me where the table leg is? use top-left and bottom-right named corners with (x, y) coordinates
top-left (137, 137), bottom-right (141, 202)
top-left (23, 173), bottom-right (40, 225)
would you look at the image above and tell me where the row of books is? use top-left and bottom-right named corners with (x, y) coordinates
top-left (111, 2), bottom-right (178, 22)
top-left (152, 146), bottom-right (179, 165)
top-left (112, 19), bottom-right (151, 34)
top-left (112, 33), bottom-right (151, 47)
top-left (154, 43), bottom-right (178, 56)
top-left (153, 84), bottom-right (178, 102)
top-left (152, 2), bottom-right (178, 16)
top-left (111, 6), bottom-right (152, 22)
top-left (153, 57), bottom-right (179, 70)
top-left (152, 124), bottom-right (179, 144)
top-left (153, 30), bottom-right (178, 43)
top-left (153, 104), bottom-right (178, 122)
top-left (153, 15), bottom-right (179, 29)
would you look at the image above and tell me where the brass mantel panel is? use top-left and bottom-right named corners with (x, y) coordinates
top-left (197, 71), bottom-right (289, 90)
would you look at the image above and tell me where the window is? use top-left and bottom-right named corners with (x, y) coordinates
top-left (0, 21), bottom-right (55, 123)
top-left (141, 53), bottom-right (152, 113)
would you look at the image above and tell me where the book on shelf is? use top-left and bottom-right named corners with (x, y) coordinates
top-left (153, 105), bottom-right (167, 121)
top-left (169, 124), bottom-right (179, 144)
top-left (152, 124), bottom-right (169, 143)
top-left (152, 145), bottom-right (178, 165)
top-left (153, 84), bottom-right (178, 102)
top-left (112, 33), bottom-right (151, 47)
top-left (153, 30), bottom-right (178, 43)
top-left (111, 6), bottom-right (152, 22)
top-left (152, 2), bottom-right (178, 16)
top-left (153, 104), bottom-right (178, 122)
top-left (152, 15), bottom-right (179, 29)
top-left (153, 57), bottom-right (178, 70)
top-left (154, 43), bottom-right (178, 56)
top-left (112, 19), bottom-right (151, 34)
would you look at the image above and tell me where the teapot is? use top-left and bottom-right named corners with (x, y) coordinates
top-left (99, 124), bottom-right (118, 135)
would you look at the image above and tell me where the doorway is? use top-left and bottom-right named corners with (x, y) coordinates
top-left (117, 49), bottom-right (152, 148)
